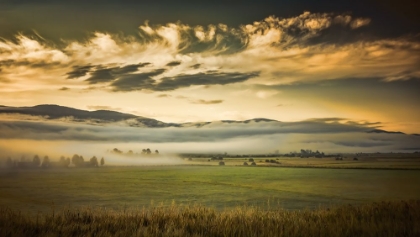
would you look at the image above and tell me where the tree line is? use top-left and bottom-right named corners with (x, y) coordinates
top-left (3, 154), bottom-right (105, 169)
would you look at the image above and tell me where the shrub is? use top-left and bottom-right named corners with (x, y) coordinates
top-left (219, 161), bottom-right (225, 166)
top-left (243, 162), bottom-right (248, 166)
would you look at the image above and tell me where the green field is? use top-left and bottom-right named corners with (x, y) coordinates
top-left (1, 165), bottom-right (420, 215)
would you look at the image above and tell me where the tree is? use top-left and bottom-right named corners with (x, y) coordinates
top-left (72, 154), bottom-right (84, 167)
top-left (146, 148), bottom-right (151, 155)
top-left (155, 150), bottom-right (159, 155)
top-left (33, 155), bottom-right (41, 167)
top-left (89, 156), bottom-right (98, 167)
top-left (41, 156), bottom-right (50, 168)
top-left (59, 156), bottom-right (70, 167)
top-left (100, 157), bottom-right (105, 166)
top-left (112, 148), bottom-right (122, 154)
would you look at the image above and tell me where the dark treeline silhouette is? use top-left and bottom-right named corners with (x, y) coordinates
top-left (109, 148), bottom-right (160, 156)
top-left (2, 154), bottom-right (105, 169)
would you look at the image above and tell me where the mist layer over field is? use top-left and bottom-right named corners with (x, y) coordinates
top-left (0, 116), bottom-right (420, 164)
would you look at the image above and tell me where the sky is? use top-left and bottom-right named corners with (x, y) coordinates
top-left (1, 0), bottom-right (420, 135)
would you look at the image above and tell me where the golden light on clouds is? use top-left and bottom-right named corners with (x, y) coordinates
top-left (0, 11), bottom-right (419, 135)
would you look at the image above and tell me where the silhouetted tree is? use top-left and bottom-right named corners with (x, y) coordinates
top-left (112, 148), bottom-right (122, 154)
top-left (90, 156), bottom-right (98, 167)
top-left (155, 150), bottom-right (159, 155)
top-left (72, 154), bottom-right (84, 167)
top-left (33, 155), bottom-right (41, 167)
top-left (41, 156), bottom-right (50, 168)
top-left (59, 156), bottom-right (69, 167)
top-left (146, 148), bottom-right (151, 155)
top-left (100, 157), bottom-right (105, 166)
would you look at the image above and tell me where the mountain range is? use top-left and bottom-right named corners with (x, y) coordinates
top-left (0, 104), bottom-right (281, 128)
top-left (0, 104), bottom-right (413, 135)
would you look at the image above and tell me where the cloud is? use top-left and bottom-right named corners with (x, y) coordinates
top-left (59, 87), bottom-right (70, 91)
top-left (0, 12), bottom-right (419, 94)
top-left (87, 105), bottom-right (122, 111)
top-left (111, 70), bottom-right (259, 91)
top-left (111, 69), bottom-right (166, 91)
top-left (350, 18), bottom-right (371, 29)
top-left (66, 65), bottom-right (94, 79)
top-left (191, 99), bottom-right (223, 104)
top-left (156, 94), bottom-right (223, 104)
top-left (157, 94), bottom-right (171, 98)
top-left (190, 64), bottom-right (201, 69)
top-left (166, 61), bottom-right (181, 67)
top-left (83, 63), bottom-right (151, 84)
top-left (153, 71), bottom-right (260, 91)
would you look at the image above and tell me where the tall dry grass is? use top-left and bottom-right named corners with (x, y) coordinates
top-left (1, 200), bottom-right (419, 237)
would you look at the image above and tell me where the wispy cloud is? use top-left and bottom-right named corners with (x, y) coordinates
top-left (191, 99), bottom-right (223, 105)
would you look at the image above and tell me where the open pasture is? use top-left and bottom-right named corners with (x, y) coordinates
top-left (185, 155), bottom-right (420, 169)
top-left (1, 165), bottom-right (420, 215)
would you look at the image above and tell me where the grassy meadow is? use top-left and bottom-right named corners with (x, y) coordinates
top-left (1, 161), bottom-right (420, 236)
top-left (1, 165), bottom-right (420, 214)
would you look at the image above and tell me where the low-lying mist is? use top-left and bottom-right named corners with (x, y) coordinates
top-left (0, 117), bottom-right (419, 165)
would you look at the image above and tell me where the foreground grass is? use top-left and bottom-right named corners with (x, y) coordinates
top-left (1, 200), bottom-right (419, 237)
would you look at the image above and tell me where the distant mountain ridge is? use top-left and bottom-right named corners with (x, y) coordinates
top-left (0, 104), bottom-right (171, 127)
top-left (0, 105), bottom-right (412, 135)
top-left (0, 104), bottom-right (280, 128)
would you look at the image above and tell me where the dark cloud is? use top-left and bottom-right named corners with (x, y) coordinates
top-left (153, 71), bottom-right (259, 91)
top-left (65, 63), bottom-right (151, 83)
top-left (191, 64), bottom-right (201, 69)
top-left (86, 67), bottom-right (116, 84)
top-left (0, 59), bottom-right (62, 70)
top-left (111, 69), bottom-right (166, 91)
top-left (111, 70), bottom-right (259, 92)
top-left (87, 63), bottom-right (151, 84)
top-left (66, 65), bottom-right (94, 79)
top-left (191, 99), bottom-right (223, 104)
top-left (166, 61), bottom-right (181, 67)
top-left (59, 87), bottom-right (70, 91)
